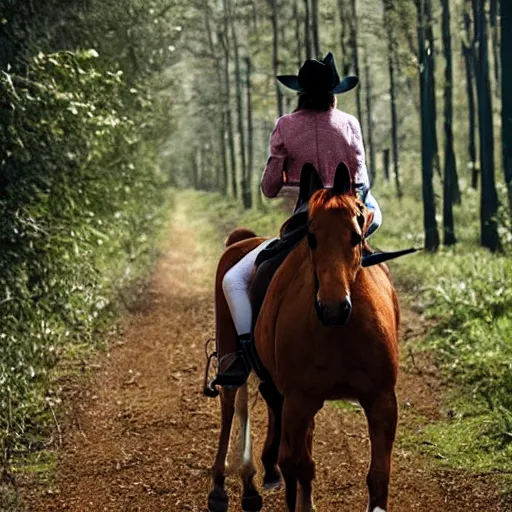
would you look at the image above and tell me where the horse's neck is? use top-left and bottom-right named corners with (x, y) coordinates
top-left (282, 242), bottom-right (393, 301)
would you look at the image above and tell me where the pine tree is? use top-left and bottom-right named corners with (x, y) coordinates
top-left (441, 0), bottom-right (459, 245)
top-left (417, 0), bottom-right (440, 252)
top-left (502, 0), bottom-right (512, 213)
top-left (474, 0), bottom-right (500, 251)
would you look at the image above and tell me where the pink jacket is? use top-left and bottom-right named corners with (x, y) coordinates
top-left (261, 108), bottom-right (370, 198)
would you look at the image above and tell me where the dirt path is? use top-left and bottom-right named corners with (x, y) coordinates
top-left (21, 197), bottom-right (507, 512)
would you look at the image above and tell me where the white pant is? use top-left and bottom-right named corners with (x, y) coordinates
top-left (222, 238), bottom-right (277, 335)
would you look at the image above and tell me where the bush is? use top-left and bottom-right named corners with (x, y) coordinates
top-left (0, 50), bottom-right (167, 467)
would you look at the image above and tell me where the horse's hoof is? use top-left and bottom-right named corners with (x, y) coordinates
top-left (263, 466), bottom-right (282, 490)
top-left (242, 492), bottom-right (263, 512)
top-left (263, 478), bottom-right (281, 491)
top-left (207, 485), bottom-right (228, 512)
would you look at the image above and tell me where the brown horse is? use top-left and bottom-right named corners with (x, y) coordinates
top-left (208, 163), bottom-right (406, 512)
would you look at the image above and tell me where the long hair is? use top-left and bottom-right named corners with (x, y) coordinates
top-left (295, 91), bottom-right (336, 112)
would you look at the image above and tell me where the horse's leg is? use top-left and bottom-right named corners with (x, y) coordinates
top-left (279, 398), bottom-right (321, 512)
top-left (208, 387), bottom-right (237, 512)
top-left (234, 383), bottom-right (263, 512)
top-left (360, 390), bottom-right (398, 512)
top-left (258, 380), bottom-right (283, 489)
top-left (295, 415), bottom-right (316, 512)
top-left (279, 399), bottom-right (298, 512)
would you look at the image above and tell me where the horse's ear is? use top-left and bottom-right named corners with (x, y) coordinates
top-left (332, 162), bottom-right (353, 196)
top-left (299, 163), bottom-right (323, 203)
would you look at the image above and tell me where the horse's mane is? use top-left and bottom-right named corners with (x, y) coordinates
top-left (308, 189), bottom-right (360, 217)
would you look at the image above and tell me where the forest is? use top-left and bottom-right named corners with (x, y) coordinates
top-left (0, 0), bottom-right (511, 509)
top-left (169, 0), bottom-right (511, 252)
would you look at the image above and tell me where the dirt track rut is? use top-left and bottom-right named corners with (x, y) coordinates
top-left (21, 197), bottom-right (507, 511)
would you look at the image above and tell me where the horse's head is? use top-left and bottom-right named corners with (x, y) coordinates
top-left (300, 163), bottom-right (367, 327)
top-left (300, 163), bottom-right (418, 327)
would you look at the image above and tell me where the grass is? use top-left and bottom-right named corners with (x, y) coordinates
top-left (188, 181), bottom-right (512, 478)
top-left (374, 182), bottom-right (512, 474)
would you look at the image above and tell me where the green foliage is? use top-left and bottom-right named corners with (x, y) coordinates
top-left (419, 406), bottom-right (512, 472)
top-left (0, 0), bottom-right (183, 79)
top-left (0, 50), bottom-right (167, 469)
top-left (372, 180), bottom-right (512, 471)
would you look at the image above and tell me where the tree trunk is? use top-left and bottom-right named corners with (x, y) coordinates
top-left (383, 149), bottom-right (390, 181)
top-left (417, 0), bottom-right (440, 252)
top-left (311, 0), bottom-right (320, 57)
top-left (441, 0), bottom-right (458, 246)
top-left (256, 119), bottom-right (267, 209)
top-left (245, 56), bottom-right (254, 209)
top-left (219, 7), bottom-right (238, 198)
top-left (204, 5), bottom-right (228, 195)
top-left (250, 0), bottom-right (259, 34)
top-left (279, 2), bottom-right (293, 113)
top-left (364, 49), bottom-right (376, 183)
top-left (383, 0), bottom-right (402, 198)
top-left (218, 115), bottom-right (229, 195)
top-left (200, 146), bottom-right (207, 190)
top-left (462, 1), bottom-right (478, 189)
top-left (337, 0), bottom-right (351, 75)
top-left (350, 0), bottom-right (363, 124)
top-left (215, 146), bottom-right (222, 191)
top-left (191, 151), bottom-right (199, 190)
top-left (425, 0), bottom-right (441, 179)
top-left (304, 0), bottom-right (312, 58)
top-left (501, 0), bottom-right (512, 213)
top-left (269, 0), bottom-right (284, 117)
top-left (395, 2), bottom-right (421, 114)
top-left (474, 0), bottom-right (500, 251)
top-left (490, 0), bottom-right (501, 97)
top-left (227, 0), bottom-right (249, 208)
top-left (294, 0), bottom-right (303, 69)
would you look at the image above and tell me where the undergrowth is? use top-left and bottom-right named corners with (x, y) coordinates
top-left (0, 49), bottom-right (170, 494)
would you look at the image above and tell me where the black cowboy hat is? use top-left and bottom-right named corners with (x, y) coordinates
top-left (277, 52), bottom-right (358, 95)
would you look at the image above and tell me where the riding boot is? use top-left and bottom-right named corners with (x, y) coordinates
top-left (214, 333), bottom-right (251, 387)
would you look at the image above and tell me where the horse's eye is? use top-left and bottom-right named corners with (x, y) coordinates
top-left (307, 232), bottom-right (317, 250)
top-left (357, 213), bottom-right (365, 230)
top-left (351, 231), bottom-right (362, 246)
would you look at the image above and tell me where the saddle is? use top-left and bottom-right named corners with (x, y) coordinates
top-left (254, 203), bottom-right (309, 268)
top-left (203, 202), bottom-right (310, 396)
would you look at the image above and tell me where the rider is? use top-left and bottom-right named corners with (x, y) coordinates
top-left (215, 52), bottom-right (382, 387)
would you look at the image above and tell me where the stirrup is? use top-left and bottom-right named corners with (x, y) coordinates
top-left (204, 378), bottom-right (220, 398)
top-left (203, 338), bottom-right (220, 398)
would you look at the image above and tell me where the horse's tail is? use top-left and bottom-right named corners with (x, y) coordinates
top-left (231, 382), bottom-right (255, 475)
top-left (225, 228), bottom-right (257, 247)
